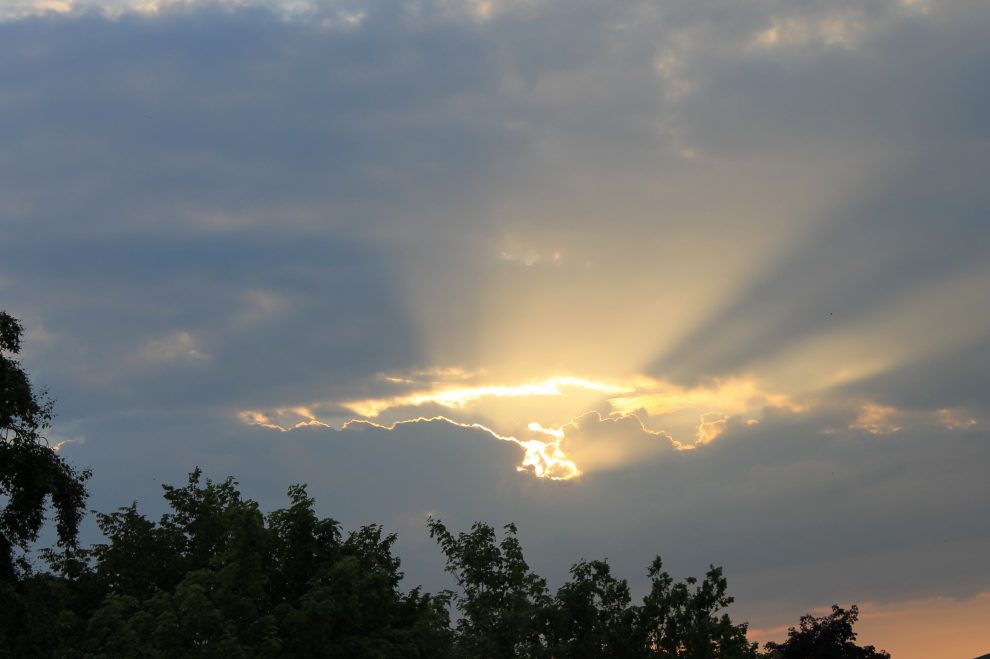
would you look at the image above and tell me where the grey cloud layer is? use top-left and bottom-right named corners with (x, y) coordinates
top-left (3, 0), bottom-right (989, 636)
top-left (58, 409), bottom-right (990, 620)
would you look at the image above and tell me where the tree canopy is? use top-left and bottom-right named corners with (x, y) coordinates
top-left (5, 472), bottom-right (889, 658)
top-left (428, 517), bottom-right (758, 659)
top-left (6, 472), bottom-right (766, 657)
top-left (11, 471), bottom-right (453, 657)
top-left (1, 312), bottom-right (90, 652)
top-left (1, 311), bottom-right (90, 579)
top-left (762, 605), bottom-right (890, 659)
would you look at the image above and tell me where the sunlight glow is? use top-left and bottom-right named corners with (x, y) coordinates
top-left (518, 438), bottom-right (580, 479)
top-left (849, 403), bottom-right (978, 436)
top-left (609, 376), bottom-right (804, 418)
top-left (238, 411), bottom-right (582, 480)
top-left (239, 367), bottom-right (979, 479)
top-left (238, 372), bottom-right (817, 478)
top-left (342, 375), bottom-right (625, 418)
top-left (237, 409), bottom-right (331, 432)
top-left (344, 416), bottom-right (581, 480)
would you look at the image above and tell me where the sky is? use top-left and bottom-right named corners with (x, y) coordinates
top-left (2, 0), bottom-right (989, 655)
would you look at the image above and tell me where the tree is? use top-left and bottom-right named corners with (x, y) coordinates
top-left (1, 311), bottom-right (90, 653)
top-left (428, 518), bottom-right (550, 658)
top-left (0, 311), bottom-right (89, 579)
top-left (763, 604), bottom-right (890, 659)
top-left (638, 557), bottom-right (758, 659)
top-left (429, 519), bottom-right (758, 659)
top-left (546, 559), bottom-right (640, 658)
top-left (38, 471), bottom-right (453, 657)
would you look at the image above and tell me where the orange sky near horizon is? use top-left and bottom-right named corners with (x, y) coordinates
top-left (748, 592), bottom-right (990, 659)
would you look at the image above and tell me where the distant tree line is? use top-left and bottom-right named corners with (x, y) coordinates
top-left (1, 311), bottom-right (890, 658)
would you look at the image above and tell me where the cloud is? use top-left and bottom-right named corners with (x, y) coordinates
top-left (842, 334), bottom-right (990, 415)
top-left (610, 376), bottom-right (801, 419)
top-left (3, 2), bottom-right (988, 656)
top-left (647, 152), bottom-right (990, 387)
top-left (552, 411), bottom-right (676, 470)
top-left (235, 367), bottom-right (983, 480)
top-left (340, 375), bottom-right (622, 418)
top-left (847, 402), bottom-right (976, 435)
top-left (0, 0), bottom-right (368, 22)
top-left (56, 404), bottom-right (990, 629)
top-left (750, 14), bottom-right (866, 50)
top-left (235, 372), bottom-right (806, 470)
top-left (135, 330), bottom-right (207, 363)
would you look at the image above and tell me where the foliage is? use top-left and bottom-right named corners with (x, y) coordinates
top-left (7, 472), bottom-right (880, 658)
top-left (428, 519), bottom-right (549, 658)
top-left (26, 471), bottom-right (453, 658)
top-left (545, 558), bottom-right (639, 658)
top-left (6, 476), bottom-right (768, 657)
top-left (762, 604), bottom-right (890, 659)
top-left (0, 311), bottom-right (90, 653)
top-left (0, 312), bottom-right (90, 577)
top-left (638, 557), bottom-right (758, 659)
top-left (428, 518), bottom-right (759, 659)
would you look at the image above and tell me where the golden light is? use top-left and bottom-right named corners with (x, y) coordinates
top-left (342, 375), bottom-right (624, 418)
top-left (236, 242), bottom-right (989, 480)
top-left (238, 371), bottom-right (820, 479)
top-left (348, 416), bottom-right (581, 481)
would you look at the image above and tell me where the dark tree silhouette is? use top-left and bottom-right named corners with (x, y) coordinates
top-left (1, 311), bottom-right (90, 652)
top-left (763, 604), bottom-right (890, 659)
top-left (429, 518), bottom-right (759, 659)
top-left (545, 558), bottom-right (640, 658)
top-left (1, 467), bottom-right (814, 658)
top-left (1, 312), bottom-right (90, 579)
top-left (638, 557), bottom-right (758, 659)
top-left (31, 471), bottom-right (453, 657)
top-left (428, 518), bottom-right (549, 658)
